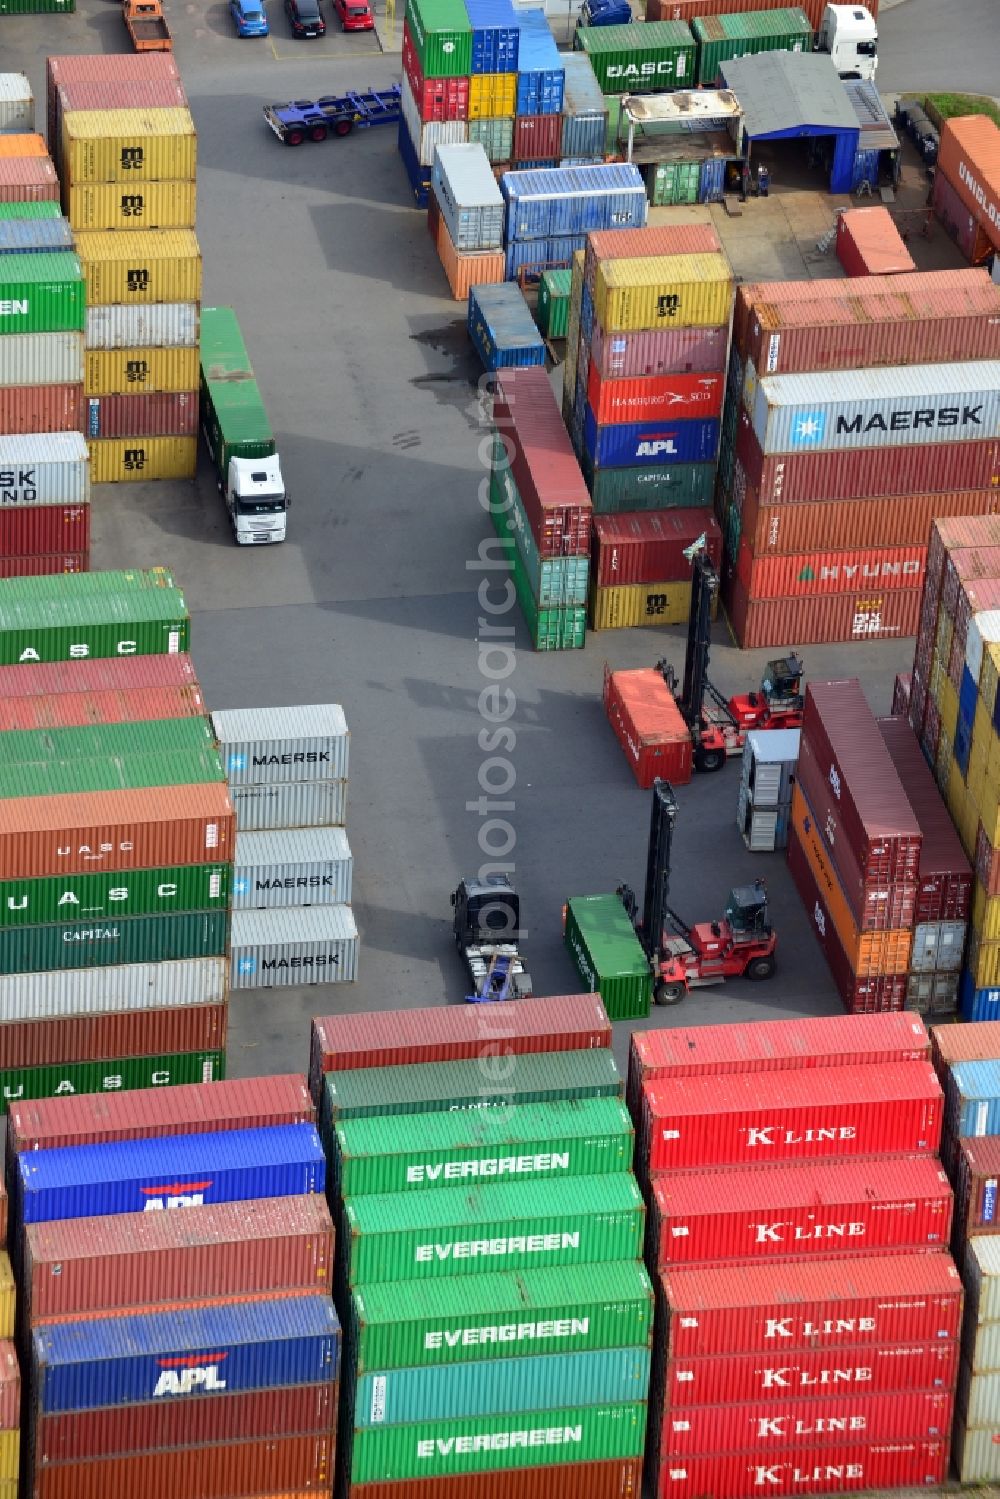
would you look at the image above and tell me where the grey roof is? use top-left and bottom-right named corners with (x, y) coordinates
top-left (843, 78), bottom-right (900, 152)
top-left (719, 52), bottom-right (859, 138)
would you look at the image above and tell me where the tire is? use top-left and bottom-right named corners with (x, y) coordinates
top-left (654, 979), bottom-right (686, 1006)
top-left (694, 746), bottom-right (726, 773)
top-left (746, 954), bottom-right (776, 981)
top-left (286, 129), bottom-right (305, 146)
top-left (335, 119), bottom-right (353, 137)
top-left (310, 125), bottom-right (328, 142)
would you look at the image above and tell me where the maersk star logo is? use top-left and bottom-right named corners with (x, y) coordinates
top-left (237, 955), bottom-right (257, 974)
top-left (227, 752), bottom-right (247, 773)
top-left (233, 878), bottom-right (250, 896)
top-left (790, 411), bottom-right (826, 446)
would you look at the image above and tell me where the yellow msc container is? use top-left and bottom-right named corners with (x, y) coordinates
top-left (0, 1254), bottom-right (12, 1339)
top-left (74, 231), bottom-right (202, 306)
top-left (938, 671), bottom-right (960, 742)
top-left (959, 789), bottom-right (982, 860)
top-left (85, 347), bottom-right (199, 396)
top-left (468, 74), bottom-right (517, 119)
top-left (589, 578), bottom-right (717, 630)
top-left (61, 108), bottom-right (197, 185)
top-left (0, 1432), bottom-right (17, 1485)
top-left (593, 252), bottom-right (732, 333)
top-left (88, 436), bottom-right (197, 484)
top-left (65, 181), bottom-right (197, 232)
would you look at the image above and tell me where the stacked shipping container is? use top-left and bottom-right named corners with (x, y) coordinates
top-left (932, 115), bottom-right (1000, 268)
top-left (429, 144), bottom-right (505, 301)
top-left (645, 0), bottom-right (879, 27)
top-left (501, 161), bottom-right (647, 286)
top-left (736, 725), bottom-right (799, 851)
top-left (0, 1144), bottom-right (17, 1497)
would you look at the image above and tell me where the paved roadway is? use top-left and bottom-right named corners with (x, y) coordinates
top-left (877, 0), bottom-right (997, 98)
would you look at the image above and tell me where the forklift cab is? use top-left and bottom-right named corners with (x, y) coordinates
top-left (760, 655), bottom-right (804, 711)
top-left (725, 880), bottom-right (771, 942)
top-left (451, 875), bottom-right (521, 946)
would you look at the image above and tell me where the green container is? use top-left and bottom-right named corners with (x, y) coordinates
top-left (575, 22), bottom-right (697, 95)
top-left (0, 0), bottom-right (73, 12)
top-left (649, 159), bottom-right (700, 206)
top-left (0, 252), bottom-right (85, 335)
top-left (342, 1172), bottom-right (645, 1286)
top-left (604, 95), bottom-right (622, 152)
top-left (350, 1260), bottom-right (654, 1373)
top-left (348, 1401), bottom-right (646, 1483)
top-left (468, 118), bottom-right (513, 165)
top-left (490, 464), bottom-right (589, 610)
top-left (0, 716), bottom-right (214, 765)
top-left (586, 460), bottom-right (716, 513)
top-left (692, 7), bottom-right (813, 85)
top-left (0, 1049), bottom-right (224, 1113)
top-left (0, 747), bottom-right (225, 800)
top-left (0, 910), bottom-right (228, 974)
top-left (200, 306), bottom-right (275, 482)
top-left (537, 268), bottom-right (572, 339)
top-left (0, 203), bottom-right (64, 222)
top-left (405, 0), bottom-right (472, 77)
top-left (0, 568), bottom-right (175, 599)
top-left (334, 1096), bottom-right (634, 1198)
top-left (512, 550), bottom-right (586, 650)
top-left (565, 895), bottom-right (651, 1021)
top-left (0, 587), bottom-right (190, 666)
top-left (0, 862), bottom-right (231, 929)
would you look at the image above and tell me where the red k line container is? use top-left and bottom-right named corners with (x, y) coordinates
top-left (936, 115), bottom-right (1000, 257)
top-left (0, 683), bottom-right (207, 732)
top-left (0, 1003), bottom-right (226, 1074)
top-left (736, 541), bottom-right (926, 601)
top-left (653, 1438), bottom-right (948, 1499)
top-left (649, 1156), bottom-right (952, 1269)
top-left (86, 392), bottom-right (198, 439)
top-left (835, 207), bottom-right (916, 277)
top-left (876, 716), bottom-right (972, 922)
top-left (0, 386), bottom-right (83, 435)
top-left (0, 555), bottom-right (87, 580)
top-left (493, 369), bottom-right (592, 558)
top-left (586, 366), bottom-right (725, 425)
top-left (514, 115), bottom-right (564, 163)
top-left (643, 1060), bottom-right (942, 1174)
top-left (402, 24), bottom-right (469, 121)
top-left (660, 1389), bottom-right (954, 1457)
top-left (588, 322), bottom-right (729, 381)
top-left (0, 653), bottom-right (197, 698)
top-left (738, 486), bottom-right (1000, 559)
top-left (349, 1461), bottom-right (645, 1499)
top-left (0, 505), bottom-right (89, 558)
top-left (602, 663), bottom-right (692, 790)
top-left (724, 574), bottom-right (922, 648)
top-left (583, 224), bottom-right (722, 297)
top-left (592, 509), bottom-right (720, 588)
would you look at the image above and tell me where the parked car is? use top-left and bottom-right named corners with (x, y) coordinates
top-left (285, 0), bottom-right (325, 35)
top-left (333, 0), bottom-right (374, 28)
top-left (230, 0), bottom-right (269, 33)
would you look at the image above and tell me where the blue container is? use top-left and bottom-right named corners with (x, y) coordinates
top-left (960, 969), bottom-right (1000, 1022)
top-left (515, 8), bottom-right (566, 115)
top-left (561, 53), bottom-right (609, 160)
top-left (851, 148), bottom-right (880, 191)
top-left (505, 233), bottom-right (584, 281)
top-left (19, 1123), bottom-right (326, 1224)
top-left (698, 157), bottom-right (726, 203)
top-left (33, 1294), bottom-right (341, 1415)
top-left (580, 280), bottom-right (595, 344)
top-left (583, 407), bottom-right (720, 468)
top-left (0, 218), bottom-right (75, 254)
top-left (502, 163), bottom-right (646, 241)
top-left (398, 117), bottom-right (430, 208)
top-left (465, 0), bottom-right (520, 73)
top-left (468, 282), bottom-right (546, 370)
top-left (945, 1059), bottom-right (1000, 1138)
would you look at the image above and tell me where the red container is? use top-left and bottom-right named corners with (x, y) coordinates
top-left (584, 224), bottom-right (722, 297)
top-left (792, 773), bottom-right (917, 936)
top-left (589, 323), bottom-right (728, 381)
top-left (927, 513), bottom-right (1000, 598)
top-left (24, 1195), bottom-right (333, 1324)
top-left (591, 509), bottom-right (720, 588)
top-left (936, 115), bottom-right (1000, 258)
top-left (658, 1252), bottom-right (963, 1360)
top-left (646, 0), bottom-right (877, 29)
top-left (0, 385), bottom-right (83, 434)
top-left (602, 663), bottom-right (692, 790)
top-left (940, 544), bottom-right (1000, 617)
top-left (649, 1156), bottom-right (952, 1270)
top-left (660, 1389), bottom-right (954, 1457)
top-left (34, 1431), bottom-right (334, 1499)
top-left (0, 653), bottom-right (198, 698)
top-left (513, 114), bottom-right (563, 163)
top-left (52, 79), bottom-right (189, 170)
top-left (86, 392), bottom-right (198, 439)
top-left (976, 821), bottom-right (1000, 898)
top-left (586, 367), bottom-right (725, 426)
top-left (0, 505), bottom-right (89, 558)
top-left (0, 157), bottom-right (59, 202)
top-left (402, 24), bottom-right (470, 120)
top-left (0, 1003), bottom-right (226, 1075)
top-left (0, 1343), bottom-right (19, 1429)
top-left (351, 1462), bottom-right (644, 1499)
top-left (932, 1020), bottom-right (1000, 1075)
top-left (736, 541), bottom-right (926, 600)
top-left (876, 717), bottom-right (972, 922)
top-left (493, 369), bottom-right (591, 558)
top-left (835, 207), bottom-right (916, 277)
top-left (738, 486), bottom-right (999, 559)
top-left (725, 572), bottom-right (922, 648)
top-left (0, 684), bottom-right (207, 731)
top-left (46, 54), bottom-right (182, 159)
top-left (642, 1060), bottom-right (941, 1174)
top-left (653, 1438), bottom-right (947, 1499)
top-left (36, 1382), bottom-right (336, 1465)
top-left (0, 554), bottom-right (87, 579)
top-left (0, 1180), bottom-right (5, 1244)
top-left (932, 167), bottom-right (993, 263)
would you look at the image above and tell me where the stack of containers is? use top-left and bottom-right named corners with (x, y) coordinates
top-left (589, 510), bottom-right (723, 630)
top-left (645, 0), bottom-right (879, 26)
top-left (501, 161), bottom-right (646, 285)
top-left (399, 0), bottom-right (473, 206)
top-left (717, 268), bottom-right (1000, 646)
top-left (488, 363), bottom-right (592, 649)
top-left (511, 8), bottom-right (565, 168)
top-left (429, 143), bottom-right (505, 300)
top-left (787, 679), bottom-right (923, 1015)
top-left (5, 1073), bottom-right (340, 1499)
top-left (905, 514), bottom-right (1000, 1022)
top-left (932, 115), bottom-right (1000, 268)
top-left (308, 993), bottom-right (653, 1499)
top-left (559, 53), bottom-right (608, 168)
top-left (211, 705), bottom-right (359, 993)
top-left (574, 21), bottom-right (697, 97)
top-left (629, 1010), bottom-right (959, 1499)
top-left (0, 569), bottom-right (236, 1108)
top-left (736, 725), bottom-right (799, 852)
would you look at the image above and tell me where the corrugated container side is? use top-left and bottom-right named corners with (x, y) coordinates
top-left (230, 903), bottom-right (359, 988)
top-left (725, 574), bottom-right (923, 648)
top-left (0, 333), bottom-right (83, 387)
top-left (229, 779), bottom-right (347, 832)
top-left (347, 1461), bottom-right (644, 1499)
top-left (740, 486), bottom-right (999, 558)
top-left (0, 386), bottom-right (83, 435)
top-left (0, 959), bottom-right (225, 1030)
top-left (0, 1003), bottom-right (226, 1072)
top-left (85, 303), bottom-right (198, 350)
top-left (651, 1439), bottom-right (948, 1499)
top-left (60, 108), bottom-right (196, 184)
top-left (31, 1431), bottom-right (333, 1499)
top-left (660, 1389), bottom-right (954, 1455)
top-left (937, 115), bottom-right (1000, 254)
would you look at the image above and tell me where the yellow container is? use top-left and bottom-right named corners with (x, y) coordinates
top-left (0, 1432), bottom-right (17, 1485)
top-left (61, 108), bottom-right (197, 184)
top-left (934, 607), bottom-right (953, 666)
top-left (65, 180), bottom-right (197, 232)
top-left (468, 74), bottom-right (517, 119)
top-left (85, 347), bottom-right (199, 396)
top-left (967, 740), bottom-right (988, 813)
top-left (974, 698), bottom-right (993, 757)
top-left (0, 133), bottom-right (48, 159)
top-left (928, 648), bottom-right (945, 705)
top-left (968, 928), bottom-right (1000, 990)
top-left (974, 884), bottom-right (1000, 944)
top-left (89, 436), bottom-right (197, 483)
top-left (979, 782), bottom-right (1000, 850)
top-left (594, 252), bottom-right (733, 333)
top-left (0, 1254), bottom-right (12, 1339)
top-left (946, 754), bottom-right (966, 821)
top-left (938, 671), bottom-right (959, 743)
top-left (74, 230), bottom-right (202, 306)
top-left (588, 578), bottom-right (714, 630)
top-left (959, 789), bottom-right (982, 860)
top-left (981, 641), bottom-right (1000, 722)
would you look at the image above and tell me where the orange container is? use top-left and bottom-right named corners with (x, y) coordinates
top-left (0, 135), bottom-right (50, 160)
top-left (646, 0), bottom-right (877, 26)
top-left (836, 207), bottom-right (916, 276)
top-left (735, 541), bottom-right (927, 600)
top-left (937, 115), bottom-right (1000, 256)
top-left (603, 661), bottom-right (692, 789)
top-left (740, 486), bottom-right (1000, 558)
top-left (435, 212), bottom-right (504, 302)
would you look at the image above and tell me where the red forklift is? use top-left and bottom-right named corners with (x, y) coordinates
top-left (618, 777), bottom-right (778, 1004)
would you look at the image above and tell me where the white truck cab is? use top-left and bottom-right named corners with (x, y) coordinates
top-left (818, 3), bottom-right (878, 81)
top-left (226, 454), bottom-right (287, 545)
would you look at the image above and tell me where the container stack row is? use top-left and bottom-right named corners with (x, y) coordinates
top-left (629, 1010), bottom-right (959, 1499)
top-left (5, 1073), bottom-right (340, 1499)
top-left (47, 53), bottom-right (201, 484)
top-left (907, 514), bottom-right (1000, 1022)
top-left (644, 0), bottom-right (878, 30)
top-left (309, 992), bottom-right (652, 1498)
top-left (0, 568), bottom-right (235, 1110)
top-left (429, 143), bottom-right (505, 301)
top-left (736, 726), bottom-right (799, 852)
top-left (932, 114), bottom-right (1000, 268)
top-left (501, 160), bottom-right (646, 287)
top-left (717, 267), bottom-right (1000, 646)
top-left (212, 704), bottom-right (359, 992)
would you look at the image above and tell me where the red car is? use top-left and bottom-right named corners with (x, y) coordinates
top-left (333, 0), bottom-right (373, 28)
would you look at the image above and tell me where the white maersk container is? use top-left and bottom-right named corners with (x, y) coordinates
top-left (229, 779), bottom-right (348, 832)
top-left (230, 904), bottom-right (358, 988)
top-left (0, 432), bottom-right (90, 508)
top-left (85, 303), bottom-right (199, 350)
top-left (0, 74), bottom-right (34, 134)
top-left (432, 144), bottom-right (505, 253)
top-left (401, 74), bottom-right (468, 168)
top-left (233, 827), bottom-right (353, 910)
top-left (0, 332), bottom-right (85, 389)
top-left (0, 956), bottom-right (227, 1024)
top-left (212, 704), bottom-right (349, 786)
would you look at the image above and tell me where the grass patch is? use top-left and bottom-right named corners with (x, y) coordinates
top-left (923, 92), bottom-right (1000, 128)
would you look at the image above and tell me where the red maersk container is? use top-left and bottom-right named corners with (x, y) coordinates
top-left (0, 506), bottom-right (89, 558)
top-left (643, 1061), bottom-right (942, 1174)
top-left (602, 663), bottom-right (693, 790)
top-left (586, 367), bottom-right (725, 425)
top-left (662, 1341), bottom-right (959, 1410)
top-left (592, 509), bottom-right (721, 588)
top-left (493, 368), bottom-right (592, 558)
top-left (660, 1389), bottom-right (954, 1457)
top-left (877, 716), bottom-right (973, 922)
top-left (653, 1439), bottom-right (948, 1499)
top-left (649, 1156), bottom-right (952, 1269)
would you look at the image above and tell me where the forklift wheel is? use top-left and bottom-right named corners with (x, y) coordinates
top-left (694, 747), bottom-right (726, 773)
top-left (745, 955), bottom-right (777, 981)
top-left (654, 980), bottom-right (686, 1006)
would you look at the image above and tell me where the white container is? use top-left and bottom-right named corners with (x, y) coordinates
top-left (954, 1420), bottom-right (1000, 1484)
top-left (85, 302), bottom-right (199, 350)
top-left (741, 727), bottom-right (800, 808)
top-left (910, 919), bottom-right (967, 974)
top-left (0, 332), bottom-right (85, 389)
top-left (432, 143), bottom-right (505, 253)
top-left (212, 704), bottom-right (349, 785)
top-left (401, 75), bottom-right (469, 168)
top-left (0, 75), bottom-right (34, 134)
top-left (964, 1236), bottom-right (1000, 1327)
top-left (0, 432), bottom-right (90, 508)
top-left (0, 956), bottom-right (226, 1024)
top-left (230, 904), bottom-right (358, 988)
top-left (233, 827), bottom-right (353, 909)
top-left (229, 779), bottom-right (348, 832)
top-left (958, 1359), bottom-right (1000, 1429)
top-left (905, 970), bottom-right (959, 1013)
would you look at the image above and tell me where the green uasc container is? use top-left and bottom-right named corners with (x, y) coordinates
top-left (0, 568), bottom-right (175, 599)
top-left (199, 306), bottom-right (275, 480)
top-left (0, 203), bottom-right (64, 222)
top-left (334, 1095), bottom-right (634, 1198)
top-left (0, 587), bottom-right (190, 666)
top-left (0, 909), bottom-right (228, 974)
top-left (0, 746), bottom-right (225, 800)
top-left (350, 1260), bottom-right (654, 1373)
top-left (406, 0), bottom-right (472, 78)
top-left (0, 862), bottom-right (231, 929)
top-left (0, 252), bottom-right (85, 335)
top-left (0, 716), bottom-right (215, 765)
top-left (537, 268), bottom-right (572, 339)
top-left (575, 21), bottom-right (697, 94)
top-left (0, 1049), bottom-right (224, 1112)
top-left (692, 7), bottom-right (813, 86)
top-left (348, 1400), bottom-right (647, 1483)
top-left (565, 895), bottom-right (651, 1021)
top-left (342, 1172), bottom-right (645, 1286)
top-left (586, 460), bottom-right (716, 513)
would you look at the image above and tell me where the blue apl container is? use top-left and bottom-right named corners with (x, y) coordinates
top-left (583, 407), bottom-right (720, 468)
top-left (502, 163), bottom-right (646, 241)
top-left (19, 1123), bottom-right (326, 1224)
top-left (945, 1059), bottom-right (1000, 1139)
top-left (0, 218), bottom-right (75, 255)
top-left (397, 116), bottom-right (430, 208)
top-left (468, 282), bottom-right (546, 370)
top-left (33, 1294), bottom-right (341, 1414)
top-left (515, 8), bottom-right (566, 114)
top-left (960, 970), bottom-right (1000, 1022)
top-left (465, 0), bottom-right (520, 73)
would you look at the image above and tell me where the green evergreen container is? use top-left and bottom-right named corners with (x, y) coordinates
top-left (0, 1049), bottom-right (223, 1112)
top-left (575, 22), bottom-right (697, 95)
top-left (649, 160), bottom-right (701, 206)
top-left (406, 0), bottom-right (472, 78)
top-left (334, 1096), bottom-right (634, 1197)
top-left (0, 587), bottom-right (190, 666)
top-left (200, 306), bottom-right (275, 481)
top-left (0, 747), bottom-right (225, 800)
top-left (565, 895), bottom-right (651, 1021)
top-left (537, 268), bottom-right (572, 339)
top-left (349, 1260), bottom-right (654, 1372)
top-left (0, 717), bottom-right (214, 765)
top-left (468, 118), bottom-right (514, 164)
top-left (342, 1173), bottom-right (645, 1286)
top-left (0, 253), bottom-right (85, 335)
top-left (0, 862), bottom-right (231, 929)
top-left (0, 910), bottom-right (228, 974)
top-left (586, 460), bottom-right (716, 512)
top-left (692, 7), bottom-right (813, 86)
top-left (0, 203), bottom-right (63, 222)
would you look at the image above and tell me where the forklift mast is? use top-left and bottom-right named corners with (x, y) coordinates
top-left (678, 549), bottom-right (720, 735)
top-left (642, 778), bottom-right (683, 959)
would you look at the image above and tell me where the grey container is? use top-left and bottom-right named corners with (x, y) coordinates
top-left (0, 956), bottom-right (227, 1023)
top-left (741, 727), bottom-right (800, 809)
top-left (0, 75), bottom-right (34, 133)
top-left (212, 704), bottom-right (349, 786)
top-left (910, 920), bottom-right (967, 974)
top-left (229, 779), bottom-right (347, 832)
top-left (431, 143), bottom-right (505, 253)
top-left (561, 53), bottom-right (608, 161)
top-left (0, 432), bottom-right (90, 508)
top-left (905, 970), bottom-right (959, 1013)
top-left (736, 783), bottom-right (790, 853)
top-left (0, 333), bottom-right (84, 388)
top-left (233, 826), bottom-right (353, 910)
top-left (230, 904), bottom-right (358, 988)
